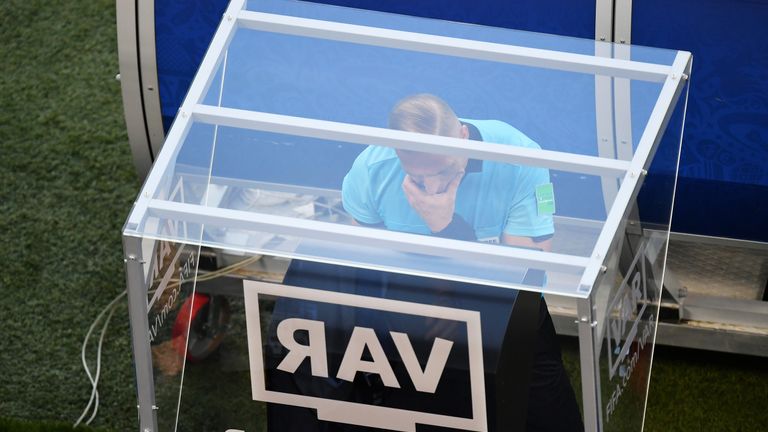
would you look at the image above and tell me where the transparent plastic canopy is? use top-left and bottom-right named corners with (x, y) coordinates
top-left (124, 0), bottom-right (691, 299)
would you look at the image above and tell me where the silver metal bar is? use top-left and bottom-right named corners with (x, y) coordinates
top-left (654, 321), bottom-right (768, 357)
top-left (681, 294), bottom-right (768, 328)
top-left (236, 10), bottom-right (672, 82)
top-left (577, 296), bottom-right (602, 431)
top-left (595, 0), bottom-right (615, 42)
top-left (124, 0), bottom-right (246, 232)
top-left (549, 306), bottom-right (768, 357)
top-left (601, 43), bottom-right (635, 344)
top-left (614, 0), bottom-right (634, 45)
top-left (145, 199), bottom-right (590, 275)
top-left (667, 231), bottom-right (768, 251)
top-left (123, 235), bottom-right (157, 432)
top-left (138, 0), bottom-right (166, 159)
top-left (594, 42), bottom-right (620, 210)
top-left (578, 51), bottom-right (691, 294)
top-left (116, 0), bottom-right (153, 179)
top-left (613, 45), bottom-right (634, 161)
top-left (191, 104), bottom-right (632, 178)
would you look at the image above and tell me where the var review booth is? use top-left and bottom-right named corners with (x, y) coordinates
top-left (122, 1), bottom-right (691, 431)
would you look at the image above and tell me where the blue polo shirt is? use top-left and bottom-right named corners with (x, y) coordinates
top-left (342, 119), bottom-right (554, 242)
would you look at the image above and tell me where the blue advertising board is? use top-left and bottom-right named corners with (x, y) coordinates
top-left (633, 0), bottom-right (768, 241)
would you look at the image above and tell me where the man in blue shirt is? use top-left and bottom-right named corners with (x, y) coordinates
top-left (342, 96), bottom-right (554, 247)
top-left (340, 93), bottom-right (583, 431)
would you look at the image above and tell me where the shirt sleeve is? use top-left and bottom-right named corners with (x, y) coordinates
top-left (503, 164), bottom-right (555, 238)
top-left (342, 154), bottom-right (383, 225)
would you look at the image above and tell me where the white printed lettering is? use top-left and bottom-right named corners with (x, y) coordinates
top-left (390, 332), bottom-right (453, 393)
top-left (275, 319), bottom-right (455, 393)
top-left (337, 327), bottom-right (400, 388)
top-left (276, 318), bottom-right (329, 378)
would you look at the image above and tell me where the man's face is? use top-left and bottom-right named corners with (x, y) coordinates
top-left (397, 151), bottom-right (468, 195)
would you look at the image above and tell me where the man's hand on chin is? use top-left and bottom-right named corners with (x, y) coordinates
top-left (401, 172), bottom-right (464, 233)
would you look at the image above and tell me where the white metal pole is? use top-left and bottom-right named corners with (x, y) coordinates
top-left (191, 104), bottom-right (631, 178)
top-left (146, 200), bottom-right (591, 276)
top-left (578, 52), bottom-right (692, 294)
top-left (238, 11), bottom-right (672, 82)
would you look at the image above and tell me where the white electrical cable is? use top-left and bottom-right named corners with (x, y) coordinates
top-left (74, 254), bottom-right (263, 427)
top-left (74, 290), bottom-right (126, 428)
top-left (87, 303), bottom-right (118, 425)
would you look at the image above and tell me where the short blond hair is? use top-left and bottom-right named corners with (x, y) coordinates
top-left (388, 93), bottom-right (461, 137)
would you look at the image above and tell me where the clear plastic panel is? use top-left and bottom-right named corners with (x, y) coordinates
top-left (134, 119), bottom-right (628, 296)
top-left (171, 249), bottom-right (547, 431)
top-left (202, 24), bottom-right (665, 161)
top-left (245, 0), bottom-right (678, 66)
top-left (133, 121), bottom-right (219, 244)
top-left (120, 0), bottom-right (690, 300)
top-left (172, 251), bottom-right (286, 430)
top-left (140, 238), bottom-right (202, 431)
top-left (592, 79), bottom-right (687, 430)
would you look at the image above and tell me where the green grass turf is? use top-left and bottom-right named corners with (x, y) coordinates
top-left (0, 0), bottom-right (138, 430)
top-left (0, 0), bottom-right (766, 431)
top-left (645, 345), bottom-right (768, 431)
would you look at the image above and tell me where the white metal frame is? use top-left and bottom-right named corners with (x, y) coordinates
top-left (122, 2), bottom-right (691, 431)
top-left (146, 200), bottom-right (588, 271)
top-left (192, 105), bottom-right (630, 177)
top-left (127, 2), bottom-right (690, 300)
top-left (238, 11), bottom-right (670, 82)
top-left (577, 52), bottom-right (690, 294)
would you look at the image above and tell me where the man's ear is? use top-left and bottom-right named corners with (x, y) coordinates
top-left (460, 124), bottom-right (470, 139)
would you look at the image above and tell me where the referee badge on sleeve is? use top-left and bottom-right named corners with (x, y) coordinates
top-left (535, 183), bottom-right (556, 215)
